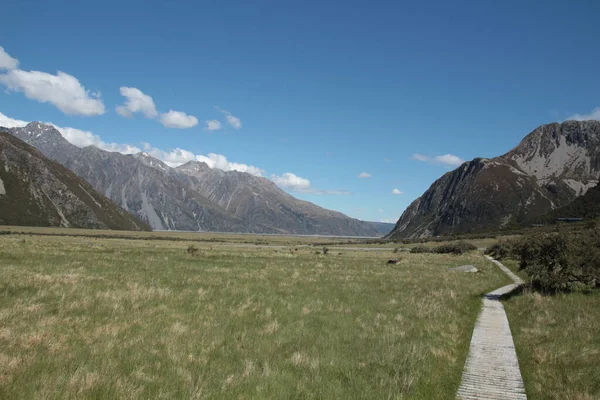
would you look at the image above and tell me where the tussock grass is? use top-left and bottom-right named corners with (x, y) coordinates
top-left (0, 234), bottom-right (509, 399)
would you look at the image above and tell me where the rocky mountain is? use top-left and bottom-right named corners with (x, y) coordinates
top-left (0, 131), bottom-right (150, 230)
top-left (176, 161), bottom-right (380, 236)
top-left (5, 122), bottom-right (380, 236)
top-left (387, 120), bottom-right (600, 238)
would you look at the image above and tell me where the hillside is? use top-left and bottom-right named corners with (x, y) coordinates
top-left (387, 120), bottom-right (600, 238)
top-left (0, 131), bottom-right (150, 230)
top-left (533, 183), bottom-right (600, 223)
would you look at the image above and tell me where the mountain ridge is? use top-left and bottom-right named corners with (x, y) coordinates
top-left (4, 122), bottom-right (381, 236)
top-left (387, 120), bottom-right (600, 238)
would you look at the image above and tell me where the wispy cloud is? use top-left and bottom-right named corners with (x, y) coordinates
top-left (216, 106), bottom-right (242, 129)
top-left (411, 153), bottom-right (430, 162)
top-left (0, 46), bottom-right (105, 116)
top-left (411, 153), bottom-right (464, 167)
top-left (357, 172), bottom-right (371, 179)
top-left (205, 120), bottom-right (222, 131)
top-left (379, 218), bottom-right (397, 223)
top-left (566, 107), bottom-right (600, 121)
top-left (271, 172), bottom-right (351, 195)
top-left (392, 188), bottom-right (403, 195)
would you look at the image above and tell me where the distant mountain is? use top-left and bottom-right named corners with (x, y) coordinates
top-left (387, 121), bottom-right (600, 238)
top-left (0, 131), bottom-right (150, 230)
top-left (176, 161), bottom-right (380, 236)
top-left (363, 221), bottom-right (396, 236)
top-left (5, 122), bottom-right (380, 236)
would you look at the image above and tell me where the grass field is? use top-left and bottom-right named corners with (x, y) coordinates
top-left (0, 232), bottom-right (511, 399)
top-left (499, 260), bottom-right (600, 400)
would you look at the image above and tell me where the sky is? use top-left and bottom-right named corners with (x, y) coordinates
top-left (1, 0), bottom-right (599, 224)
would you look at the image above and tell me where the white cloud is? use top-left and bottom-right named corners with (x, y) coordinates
top-left (271, 172), bottom-right (351, 195)
top-left (0, 111), bottom-right (27, 128)
top-left (115, 87), bottom-right (158, 118)
top-left (225, 114), bottom-right (242, 129)
top-left (159, 110), bottom-right (199, 129)
top-left (411, 153), bottom-right (464, 167)
top-left (567, 107), bottom-right (600, 121)
top-left (50, 124), bottom-right (141, 154)
top-left (411, 153), bottom-right (430, 162)
top-left (0, 46), bottom-right (19, 70)
top-left (0, 112), bottom-right (262, 175)
top-left (196, 153), bottom-right (264, 176)
top-left (380, 218), bottom-right (397, 223)
top-left (205, 119), bottom-right (222, 131)
top-left (115, 87), bottom-right (198, 129)
top-left (271, 172), bottom-right (312, 191)
top-left (378, 208), bottom-right (384, 213)
top-left (392, 188), bottom-right (403, 195)
top-left (216, 106), bottom-right (242, 129)
top-left (358, 172), bottom-right (371, 179)
top-left (0, 69), bottom-right (105, 116)
top-left (433, 154), bottom-right (464, 167)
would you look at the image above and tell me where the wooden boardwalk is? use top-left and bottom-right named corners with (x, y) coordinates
top-left (456, 256), bottom-right (527, 400)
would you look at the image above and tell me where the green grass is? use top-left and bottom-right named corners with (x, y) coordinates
top-left (503, 285), bottom-right (600, 399)
top-left (0, 234), bottom-right (510, 399)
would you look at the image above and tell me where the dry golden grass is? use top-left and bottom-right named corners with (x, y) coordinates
top-left (0, 233), bottom-right (511, 399)
top-left (503, 287), bottom-right (600, 399)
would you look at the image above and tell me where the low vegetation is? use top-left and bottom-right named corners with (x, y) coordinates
top-left (504, 288), bottom-right (600, 399)
top-left (410, 241), bottom-right (478, 255)
top-left (0, 232), bottom-right (510, 399)
top-left (486, 223), bottom-right (600, 292)
top-left (485, 222), bottom-right (600, 399)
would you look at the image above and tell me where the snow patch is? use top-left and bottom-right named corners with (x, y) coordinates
top-left (0, 177), bottom-right (5, 195)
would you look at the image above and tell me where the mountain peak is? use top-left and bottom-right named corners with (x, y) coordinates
top-left (177, 160), bottom-right (212, 172)
top-left (133, 151), bottom-right (171, 172)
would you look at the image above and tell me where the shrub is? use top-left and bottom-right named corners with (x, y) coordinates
top-left (432, 241), bottom-right (478, 255)
top-left (322, 247), bottom-right (329, 255)
top-left (410, 246), bottom-right (431, 254)
top-left (485, 239), bottom-right (518, 260)
top-left (515, 230), bottom-right (600, 292)
top-left (393, 247), bottom-right (399, 253)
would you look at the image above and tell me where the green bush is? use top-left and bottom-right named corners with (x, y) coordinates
top-left (432, 241), bottom-right (478, 255)
top-left (485, 239), bottom-right (518, 260)
top-left (513, 229), bottom-right (600, 292)
top-left (410, 245), bottom-right (431, 254)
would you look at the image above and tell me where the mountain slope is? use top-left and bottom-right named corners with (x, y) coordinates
top-left (5, 122), bottom-right (379, 236)
top-left (0, 131), bottom-right (150, 230)
top-left (388, 120), bottom-right (600, 238)
top-left (176, 161), bottom-right (380, 236)
top-left (533, 183), bottom-right (600, 223)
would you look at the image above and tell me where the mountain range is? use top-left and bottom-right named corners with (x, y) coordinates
top-left (0, 131), bottom-right (149, 230)
top-left (3, 122), bottom-right (388, 236)
top-left (387, 120), bottom-right (600, 238)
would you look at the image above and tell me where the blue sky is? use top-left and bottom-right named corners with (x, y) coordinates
top-left (1, 0), bottom-right (599, 223)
